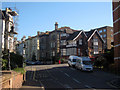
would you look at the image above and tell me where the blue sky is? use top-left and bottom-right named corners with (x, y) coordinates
top-left (2, 2), bottom-right (113, 40)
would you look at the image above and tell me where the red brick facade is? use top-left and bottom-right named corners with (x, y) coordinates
top-left (113, 1), bottom-right (120, 68)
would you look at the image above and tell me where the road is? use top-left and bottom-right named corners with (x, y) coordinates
top-left (22, 64), bottom-right (120, 89)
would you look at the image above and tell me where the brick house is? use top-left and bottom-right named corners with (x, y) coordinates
top-left (66, 30), bottom-right (88, 58)
top-left (85, 30), bottom-right (105, 58)
top-left (112, 1), bottom-right (120, 68)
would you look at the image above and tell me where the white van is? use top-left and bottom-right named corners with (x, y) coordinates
top-left (75, 57), bottom-right (93, 71)
top-left (68, 56), bottom-right (79, 67)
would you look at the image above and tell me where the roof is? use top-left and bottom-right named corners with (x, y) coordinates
top-left (85, 30), bottom-right (95, 40)
top-left (85, 30), bottom-right (104, 43)
top-left (92, 26), bottom-right (113, 30)
top-left (66, 31), bottom-right (82, 41)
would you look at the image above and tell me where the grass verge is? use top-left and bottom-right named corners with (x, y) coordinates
top-left (13, 68), bottom-right (25, 74)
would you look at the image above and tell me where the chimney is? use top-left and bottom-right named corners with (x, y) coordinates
top-left (37, 31), bottom-right (40, 36)
top-left (55, 22), bottom-right (58, 30)
top-left (28, 36), bottom-right (31, 39)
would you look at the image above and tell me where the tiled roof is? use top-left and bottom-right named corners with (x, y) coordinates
top-left (66, 31), bottom-right (82, 41)
top-left (85, 30), bottom-right (95, 40)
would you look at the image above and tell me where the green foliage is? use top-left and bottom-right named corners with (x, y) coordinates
top-left (94, 55), bottom-right (107, 68)
top-left (2, 52), bottom-right (24, 70)
top-left (13, 68), bottom-right (25, 74)
top-left (2, 59), bottom-right (8, 70)
top-left (10, 53), bottom-right (24, 69)
top-left (94, 47), bottom-right (114, 69)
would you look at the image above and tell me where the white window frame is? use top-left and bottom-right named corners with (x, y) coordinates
top-left (79, 39), bottom-right (82, 45)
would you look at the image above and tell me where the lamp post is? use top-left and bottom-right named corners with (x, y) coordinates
top-left (23, 43), bottom-right (26, 67)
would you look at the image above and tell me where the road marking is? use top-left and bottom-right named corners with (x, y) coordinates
top-left (45, 68), bottom-right (66, 88)
top-left (64, 84), bottom-right (72, 88)
top-left (72, 78), bottom-right (81, 84)
top-left (64, 73), bottom-right (70, 77)
top-left (70, 68), bottom-right (75, 71)
top-left (106, 82), bottom-right (118, 89)
top-left (85, 85), bottom-right (92, 88)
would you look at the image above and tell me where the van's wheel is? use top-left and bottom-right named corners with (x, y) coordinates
top-left (68, 64), bottom-right (71, 67)
top-left (80, 68), bottom-right (83, 71)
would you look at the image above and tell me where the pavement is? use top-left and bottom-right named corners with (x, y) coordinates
top-left (20, 64), bottom-right (120, 89)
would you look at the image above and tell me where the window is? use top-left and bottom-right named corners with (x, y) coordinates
top-left (94, 50), bottom-right (99, 54)
top-left (51, 42), bottom-right (55, 47)
top-left (53, 51), bottom-right (55, 56)
top-left (61, 49), bottom-right (66, 56)
top-left (99, 30), bottom-right (102, 33)
top-left (103, 34), bottom-right (106, 37)
top-left (61, 40), bottom-right (66, 45)
top-left (79, 39), bottom-right (82, 45)
top-left (78, 49), bottom-right (80, 55)
top-left (66, 48), bottom-right (76, 56)
top-left (51, 51), bottom-right (55, 56)
top-left (100, 35), bottom-right (102, 37)
top-left (93, 38), bottom-right (98, 45)
top-left (61, 33), bottom-right (66, 37)
top-left (103, 29), bottom-right (106, 32)
top-left (111, 29), bottom-right (113, 32)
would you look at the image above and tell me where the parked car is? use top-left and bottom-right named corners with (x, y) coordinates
top-left (75, 57), bottom-right (93, 72)
top-left (26, 61), bottom-right (36, 65)
top-left (35, 61), bottom-right (42, 65)
top-left (68, 55), bottom-right (79, 67)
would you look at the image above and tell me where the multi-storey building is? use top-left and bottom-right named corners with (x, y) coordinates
top-left (113, 1), bottom-right (120, 68)
top-left (59, 26), bottom-right (75, 59)
top-left (39, 31), bottom-right (50, 61)
top-left (16, 32), bottom-right (40, 61)
top-left (95, 26), bottom-right (113, 50)
top-left (0, 8), bottom-right (18, 54)
top-left (16, 22), bottom-right (107, 63)
top-left (85, 30), bottom-right (104, 58)
top-left (66, 30), bottom-right (88, 57)
top-left (49, 22), bottom-right (61, 61)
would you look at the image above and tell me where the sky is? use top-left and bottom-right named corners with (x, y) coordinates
top-left (2, 2), bottom-right (113, 40)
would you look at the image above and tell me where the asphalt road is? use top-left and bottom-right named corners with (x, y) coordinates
top-left (22, 64), bottom-right (120, 89)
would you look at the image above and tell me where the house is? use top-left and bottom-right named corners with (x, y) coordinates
top-left (16, 32), bottom-right (40, 61)
top-left (66, 30), bottom-right (88, 57)
top-left (0, 8), bottom-right (18, 54)
top-left (85, 30), bottom-right (105, 58)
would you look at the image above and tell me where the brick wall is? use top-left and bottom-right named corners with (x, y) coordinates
top-left (2, 71), bottom-right (25, 89)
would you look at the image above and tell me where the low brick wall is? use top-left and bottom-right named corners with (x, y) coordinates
top-left (1, 71), bottom-right (25, 89)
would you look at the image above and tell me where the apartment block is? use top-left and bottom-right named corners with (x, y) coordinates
top-left (96, 26), bottom-right (113, 50)
top-left (113, 1), bottom-right (120, 68)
